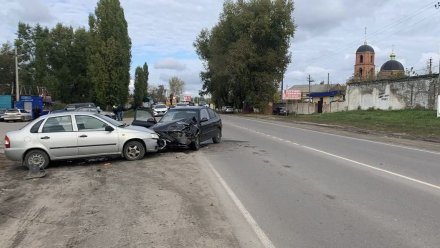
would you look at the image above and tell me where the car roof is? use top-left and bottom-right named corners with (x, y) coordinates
top-left (171, 106), bottom-right (206, 110)
top-left (42, 111), bottom-right (97, 118)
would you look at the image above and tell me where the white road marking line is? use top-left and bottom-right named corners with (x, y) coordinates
top-left (201, 155), bottom-right (276, 248)
top-left (226, 115), bottom-right (440, 156)
top-left (229, 123), bottom-right (440, 191)
top-left (300, 145), bottom-right (440, 191)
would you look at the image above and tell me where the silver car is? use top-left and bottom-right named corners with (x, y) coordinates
top-left (4, 112), bottom-right (160, 169)
top-left (152, 104), bottom-right (168, 117)
top-left (3, 109), bottom-right (32, 121)
top-left (75, 106), bottom-right (116, 119)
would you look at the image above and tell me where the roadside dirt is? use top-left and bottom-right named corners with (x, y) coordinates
top-left (0, 151), bottom-right (241, 248)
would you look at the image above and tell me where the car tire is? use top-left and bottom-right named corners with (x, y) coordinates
top-left (212, 129), bottom-right (222, 144)
top-left (191, 135), bottom-right (200, 151)
top-left (24, 149), bottom-right (49, 170)
top-left (123, 140), bottom-right (145, 161)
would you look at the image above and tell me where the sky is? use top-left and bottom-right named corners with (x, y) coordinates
top-left (1, 0), bottom-right (439, 96)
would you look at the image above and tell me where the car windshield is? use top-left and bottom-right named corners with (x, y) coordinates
top-left (154, 105), bottom-right (166, 109)
top-left (159, 109), bottom-right (198, 123)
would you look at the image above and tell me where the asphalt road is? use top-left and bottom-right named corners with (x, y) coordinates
top-left (202, 115), bottom-right (440, 248)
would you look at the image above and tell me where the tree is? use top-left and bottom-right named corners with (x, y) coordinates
top-left (149, 84), bottom-right (166, 103)
top-left (88, 0), bottom-right (132, 107)
top-left (168, 76), bottom-right (185, 102)
top-left (133, 62), bottom-right (149, 107)
top-left (69, 28), bottom-right (92, 102)
top-left (47, 23), bottom-right (75, 101)
top-left (15, 22), bottom-right (35, 94)
top-left (12, 22), bottom-right (91, 102)
top-left (194, 0), bottom-right (295, 109)
top-left (0, 42), bottom-right (15, 94)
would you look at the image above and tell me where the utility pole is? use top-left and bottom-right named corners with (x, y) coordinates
top-left (429, 57), bottom-right (432, 75)
top-left (15, 47), bottom-right (19, 102)
top-left (308, 74), bottom-right (314, 102)
top-left (327, 73), bottom-right (330, 92)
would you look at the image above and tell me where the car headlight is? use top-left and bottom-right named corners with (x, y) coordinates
top-left (151, 133), bottom-right (159, 139)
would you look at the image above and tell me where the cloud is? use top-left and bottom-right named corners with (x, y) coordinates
top-left (1, 0), bottom-right (439, 97)
top-left (154, 58), bottom-right (186, 71)
top-left (7, 0), bottom-right (55, 23)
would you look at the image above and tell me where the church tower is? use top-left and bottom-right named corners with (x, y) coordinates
top-left (354, 42), bottom-right (375, 80)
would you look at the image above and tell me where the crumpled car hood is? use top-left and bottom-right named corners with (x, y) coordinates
top-left (150, 118), bottom-right (199, 147)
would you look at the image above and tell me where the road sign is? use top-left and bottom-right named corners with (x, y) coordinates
top-left (183, 95), bottom-right (192, 102)
top-left (283, 90), bottom-right (301, 100)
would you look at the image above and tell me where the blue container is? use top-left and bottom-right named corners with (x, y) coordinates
top-left (15, 95), bottom-right (44, 119)
top-left (0, 95), bottom-right (13, 109)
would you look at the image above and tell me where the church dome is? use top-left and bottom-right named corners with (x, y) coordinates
top-left (380, 53), bottom-right (404, 71)
top-left (356, 44), bottom-right (374, 53)
top-left (380, 60), bottom-right (404, 71)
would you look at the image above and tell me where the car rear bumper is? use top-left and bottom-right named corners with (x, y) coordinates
top-left (4, 148), bottom-right (26, 161)
top-left (3, 116), bottom-right (22, 121)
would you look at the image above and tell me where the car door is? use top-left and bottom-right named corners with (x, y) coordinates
top-left (199, 108), bottom-right (215, 141)
top-left (208, 108), bottom-right (221, 134)
top-left (75, 115), bottom-right (119, 156)
top-left (39, 115), bottom-right (78, 159)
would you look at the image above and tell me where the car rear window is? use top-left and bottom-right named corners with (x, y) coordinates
top-left (30, 119), bottom-right (44, 133)
top-left (155, 105), bottom-right (166, 108)
top-left (6, 109), bottom-right (18, 113)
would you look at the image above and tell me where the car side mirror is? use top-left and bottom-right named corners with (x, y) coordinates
top-left (105, 125), bottom-right (114, 132)
top-left (200, 117), bottom-right (208, 122)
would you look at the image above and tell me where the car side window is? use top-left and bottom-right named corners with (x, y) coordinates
top-left (200, 109), bottom-right (210, 120)
top-left (30, 119), bottom-right (44, 133)
top-left (42, 116), bottom-right (73, 133)
top-left (207, 109), bottom-right (217, 118)
top-left (75, 115), bottom-right (107, 131)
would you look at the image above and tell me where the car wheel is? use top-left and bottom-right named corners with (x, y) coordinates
top-left (24, 150), bottom-right (49, 170)
top-left (191, 135), bottom-right (200, 151)
top-left (212, 129), bottom-right (222, 144)
top-left (123, 140), bottom-right (145, 161)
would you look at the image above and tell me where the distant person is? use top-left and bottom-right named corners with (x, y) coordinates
top-left (113, 104), bottom-right (118, 118)
top-left (116, 104), bottom-right (124, 121)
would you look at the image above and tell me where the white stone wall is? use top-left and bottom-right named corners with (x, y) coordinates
top-left (347, 75), bottom-right (439, 110)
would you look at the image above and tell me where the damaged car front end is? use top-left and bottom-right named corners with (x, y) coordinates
top-left (152, 117), bottom-right (200, 150)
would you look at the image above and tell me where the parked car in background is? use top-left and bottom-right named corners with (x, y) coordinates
top-left (4, 112), bottom-right (160, 169)
top-left (131, 107), bottom-right (157, 128)
top-left (0, 108), bottom-right (6, 121)
top-left (151, 106), bottom-right (222, 150)
top-left (65, 102), bottom-right (96, 111)
top-left (222, 106), bottom-right (234, 113)
top-left (75, 107), bottom-right (116, 119)
top-left (152, 104), bottom-right (168, 117)
top-left (176, 102), bottom-right (189, 107)
top-left (198, 101), bottom-right (209, 107)
top-left (3, 109), bottom-right (32, 122)
top-left (273, 106), bottom-right (289, 115)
